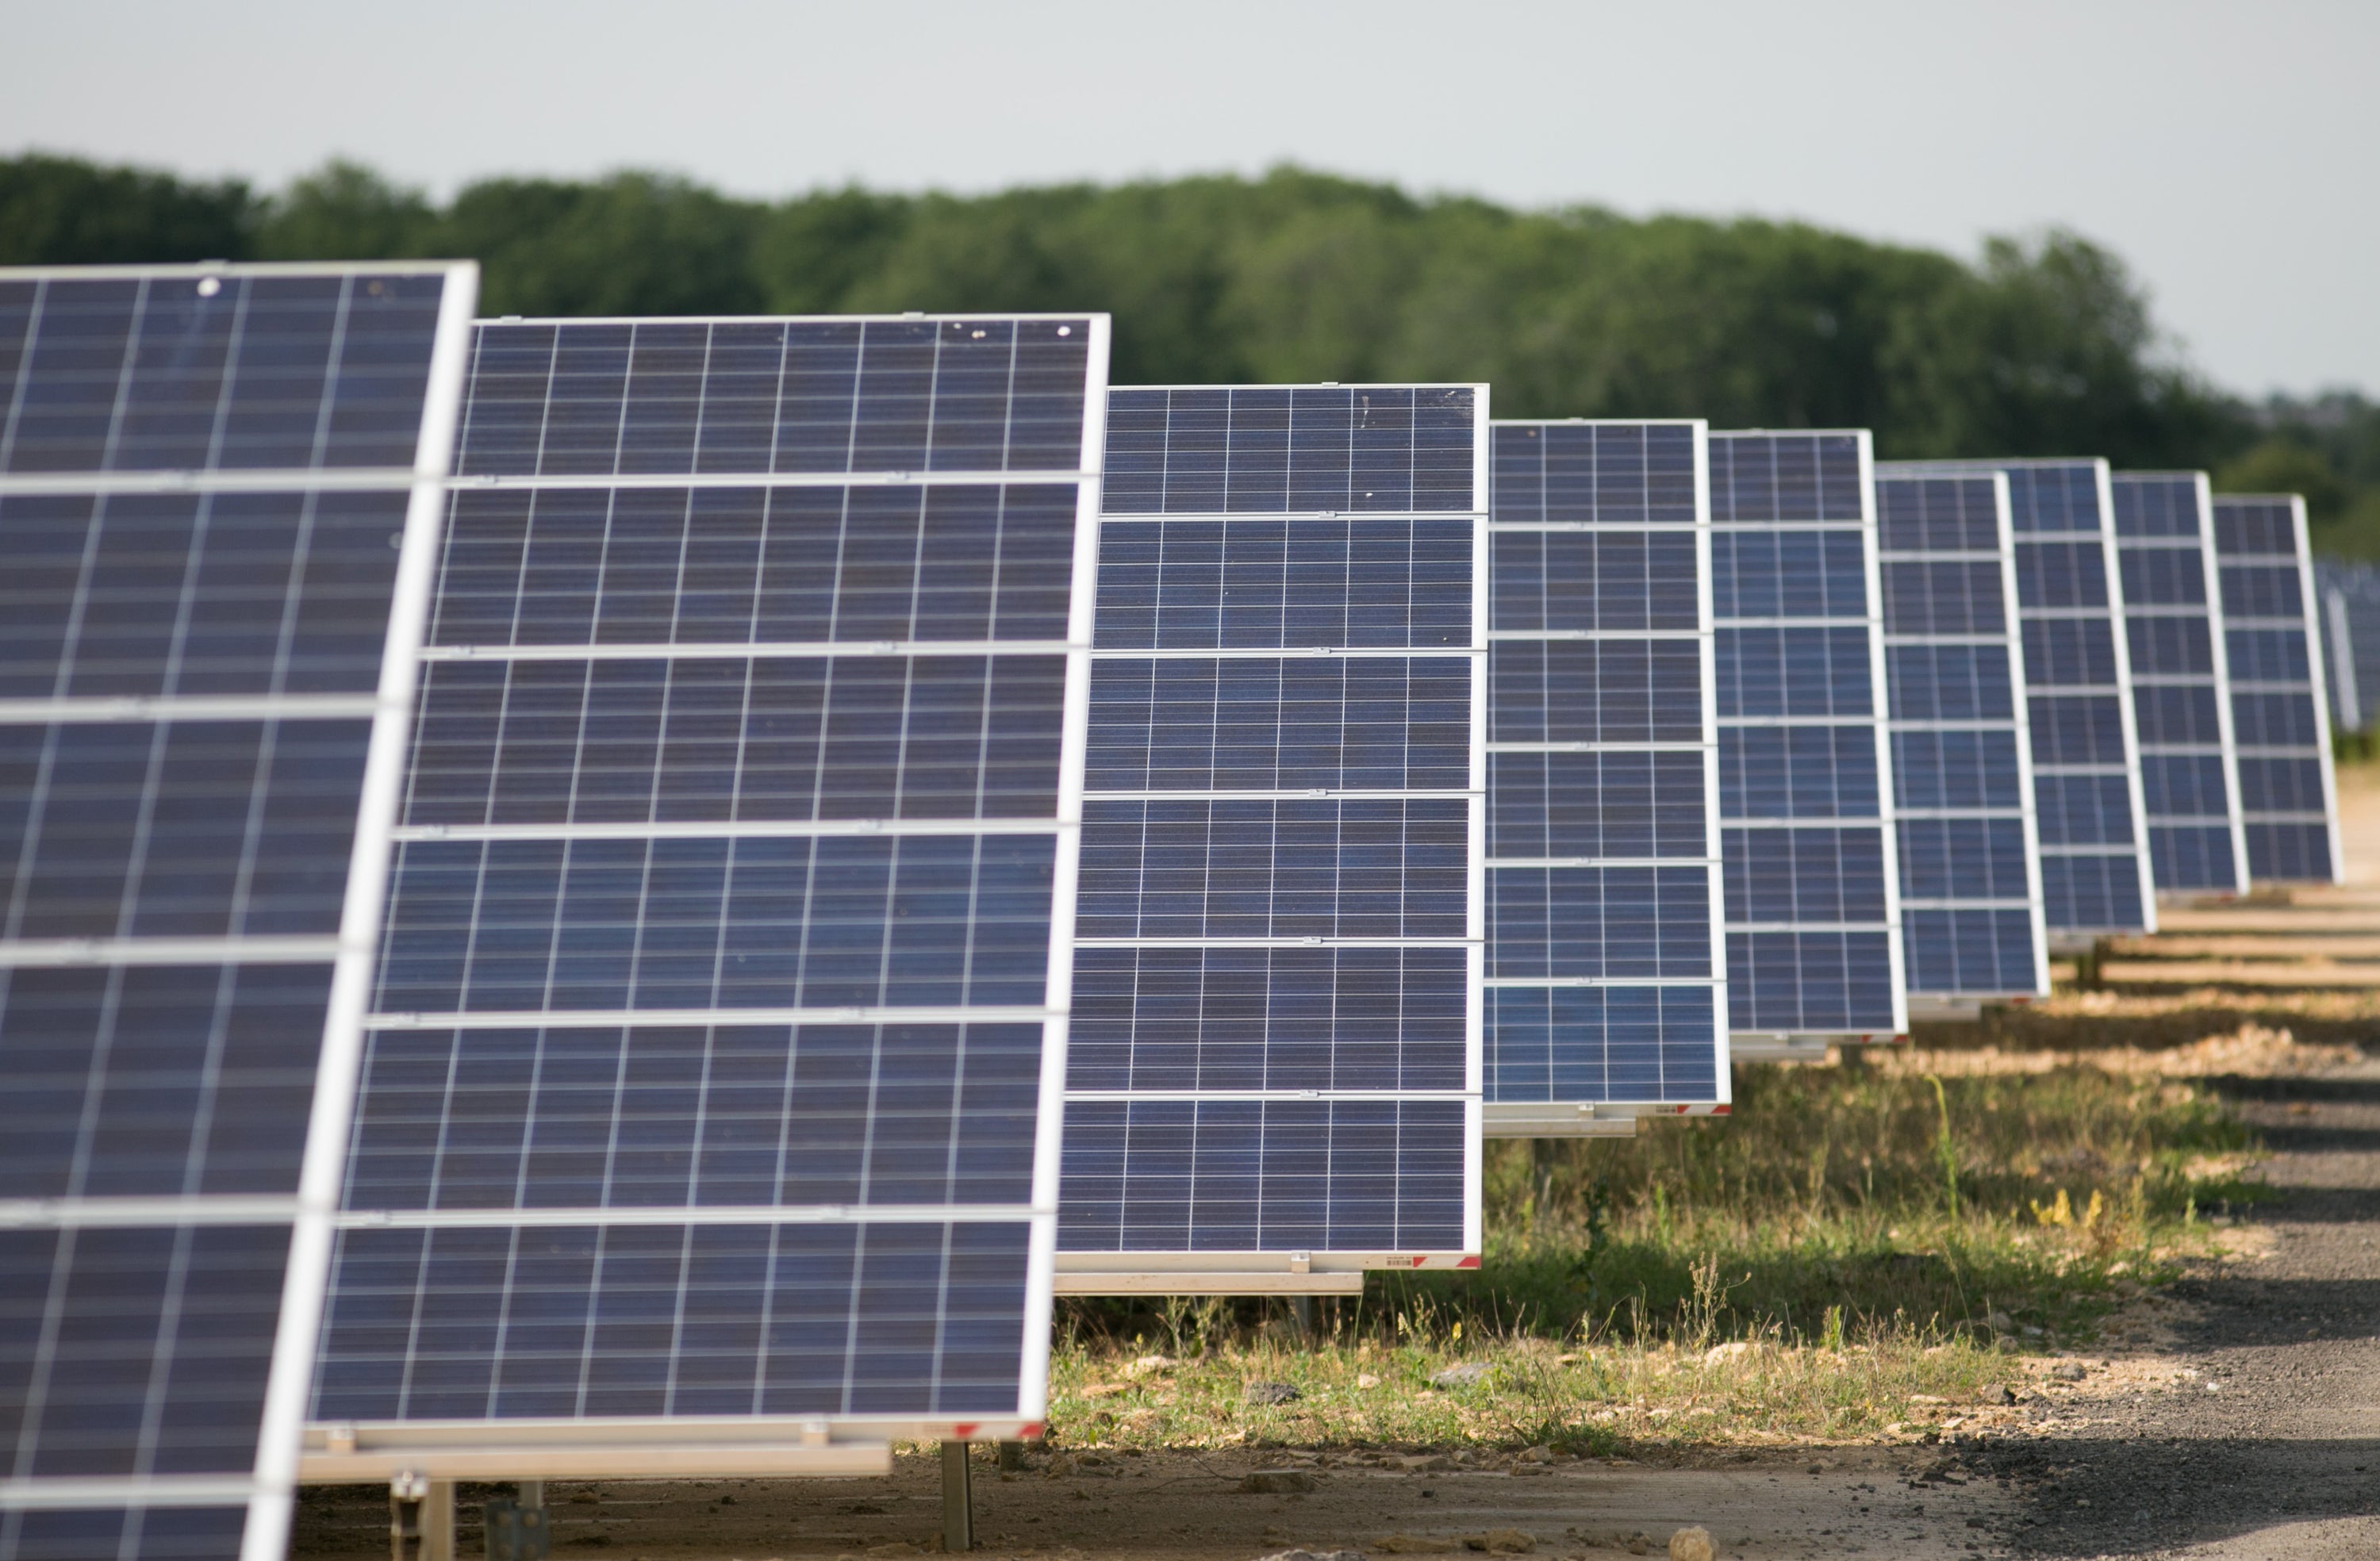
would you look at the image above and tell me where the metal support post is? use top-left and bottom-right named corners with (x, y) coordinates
top-left (996, 1440), bottom-right (1027, 1473)
top-left (1289, 1295), bottom-right (1315, 1336)
top-left (940, 1440), bottom-right (973, 1552)
top-left (390, 1473), bottom-right (455, 1561)
top-left (484, 1479), bottom-right (551, 1560)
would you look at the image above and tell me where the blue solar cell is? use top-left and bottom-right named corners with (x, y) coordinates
top-left (1726, 930), bottom-right (1896, 1034)
top-left (0, 963), bottom-right (332, 1200)
top-left (1707, 430), bottom-right (1866, 521)
top-left (1490, 421), bottom-right (1699, 524)
top-left (1089, 655), bottom-right (1472, 791)
top-left (0, 272), bottom-right (447, 474)
top-left (0, 1224), bottom-right (290, 1478)
top-left (1488, 750), bottom-right (1707, 859)
top-left (1722, 827), bottom-right (1891, 922)
top-left (1484, 420), bottom-right (1724, 1110)
top-left (317, 1219), bottom-right (1035, 1421)
top-left (459, 317), bottom-right (1093, 478)
top-left (0, 719), bottom-right (371, 939)
top-left (1722, 727), bottom-right (1883, 819)
top-left (1484, 986), bottom-right (1718, 1103)
top-left (1494, 529), bottom-right (1700, 631)
top-left (2128, 614), bottom-right (2217, 677)
top-left (404, 654), bottom-right (1068, 827)
top-left (1069, 947), bottom-right (1467, 1093)
top-left (1717, 627), bottom-right (1876, 718)
top-left (1101, 516), bottom-right (1476, 649)
top-left (0, 489), bottom-right (410, 699)
top-left (345, 1022), bottom-right (1043, 1213)
top-left (1078, 798), bottom-right (1468, 939)
top-left (1491, 640), bottom-right (1705, 744)
top-left (1875, 470), bottom-right (2048, 1003)
top-left (1058, 1100), bottom-right (1468, 1252)
top-left (0, 1505), bottom-right (250, 1561)
top-left (1104, 386), bottom-right (1476, 514)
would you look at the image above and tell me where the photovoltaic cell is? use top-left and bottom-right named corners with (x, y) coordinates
top-left (2212, 496), bottom-right (2342, 882)
top-left (2110, 474), bottom-right (2248, 895)
top-left (1882, 458), bottom-right (2156, 938)
top-left (1058, 385), bottom-right (1485, 1286)
top-left (1710, 432), bottom-right (1905, 1040)
top-left (2314, 557), bottom-right (2380, 733)
top-left (0, 262), bottom-right (475, 1561)
top-left (309, 315), bottom-right (1109, 1456)
top-left (1483, 421), bottom-right (1726, 1126)
top-left (1874, 472), bottom-right (2049, 1008)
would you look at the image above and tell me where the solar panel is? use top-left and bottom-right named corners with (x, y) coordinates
top-left (1708, 431), bottom-right (1905, 1048)
top-left (303, 314), bottom-right (1110, 1471)
top-left (2313, 557), bottom-right (2380, 734)
top-left (1873, 471), bottom-right (2051, 1013)
top-left (1882, 458), bottom-right (2157, 941)
top-left (2109, 473), bottom-right (2249, 896)
top-left (2212, 494), bottom-right (2343, 883)
top-left (1481, 420), bottom-right (1726, 1132)
top-left (0, 262), bottom-right (476, 1561)
top-left (1056, 385), bottom-right (1486, 1291)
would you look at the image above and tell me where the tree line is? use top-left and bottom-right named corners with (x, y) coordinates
top-left (6, 151), bottom-right (2374, 554)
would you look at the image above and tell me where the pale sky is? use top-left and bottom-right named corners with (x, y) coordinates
top-left (6, 0), bottom-right (2372, 397)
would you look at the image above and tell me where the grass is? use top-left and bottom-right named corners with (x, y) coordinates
top-left (1050, 1049), bottom-right (2267, 1452)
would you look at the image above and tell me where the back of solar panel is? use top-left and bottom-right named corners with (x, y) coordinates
top-left (2212, 495), bottom-right (2344, 883)
top-left (305, 315), bottom-right (1110, 1473)
top-left (2314, 557), bottom-right (2380, 734)
top-left (1056, 385), bottom-right (1487, 1291)
top-left (1881, 459), bottom-right (2158, 942)
top-left (1873, 472), bottom-right (2052, 1013)
top-left (2109, 473), bottom-right (2250, 897)
top-left (0, 263), bottom-right (474, 1561)
top-left (1709, 431), bottom-right (1906, 1051)
top-left (1483, 420), bottom-right (1728, 1131)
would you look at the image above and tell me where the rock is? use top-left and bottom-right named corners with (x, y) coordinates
top-left (1701, 1340), bottom-right (1752, 1364)
top-left (1396, 1453), bottom-right (1453, 1471)
top-left (1045, 1452), bottom-right (1079, 1477)
top-left (1667, 1528), bottom-right (1715, 1561)
top-left (1248, 1381), bottom-right (1303, 1406)
top-left (1373, 1536), bottom-right (1457, 1555)
top-left (1993, 1385), bottom-right (2020, 1405)
top-left (1258, 1551), bottom-right (1367, 1561)
top-left (1243, 1471), bottom-right (1320, 1494)
top-left (1124, 1353), bottom-right (1177, 1379)
top-left (2051, 1362), bottom-right (2087, 1382)
top-left (1985, 1310), bottom-right (2014, 1330)
top-left (1357, 1372), bottom-right (1382, 1389)
top-left (1522, 1444), bottom-right (1554, 1463)
top-left (1464, 1532), bottom-right (1534, 1554)
top-left (1430, 1362), bottom-right (1493, 1389)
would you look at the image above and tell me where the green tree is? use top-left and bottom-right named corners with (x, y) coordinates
top-left (0, 152), bottom-right (252, 265)
top-left (256, 160), bottom-right (437, 260)
top-left (442, 172), bottom-right (767, 317)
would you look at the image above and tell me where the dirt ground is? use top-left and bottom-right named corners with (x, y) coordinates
top-left (293, 773), bottom-right (2380, 1561)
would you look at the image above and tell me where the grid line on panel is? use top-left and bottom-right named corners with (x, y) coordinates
top-left (2212, 495), bottom-right (2341, 882)
top-left (2111, 474), bottom-right (2247, 896)
top-left (1882, 458), bottom-right (2155, 936)
top-left (1709, 432), bottom-right (1902, 1038)
top-left (1875, 471), bottom-right (2048, 1003)
top-left (1482, 421), bottom-right (1724, 1110)
top-left (1061, 385), bottom-right (1483, 1264)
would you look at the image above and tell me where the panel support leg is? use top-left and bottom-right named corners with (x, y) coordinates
top-left (941, 1440), bottom-right (973, 1552)
top-left (485, 1480), bottom-right (551, 1560)
top-left (997, 1440), bottom-right (1027, 1473)
top-left (1289, 1295), bottom-right (1315, 1337)
top-left (390, 1473), bottom-right (455, 1561)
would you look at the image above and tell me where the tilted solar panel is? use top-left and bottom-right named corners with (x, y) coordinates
top-left (0, 263), bottom-right (476, 1561)
top-left (304, 315), bottom-right (1109, 1473)
top-left (1709, 432), bottom-right (1905, 1045)
top-left (1882, 459), bottom-right (2156, 940)
top-left (1057, 385), bottom-right (1486, 1291)
top-left (2110, 473), bottom-right (2249, 896)
top-left (1482, 420), bottom-right (1726, 1132)
top-left (2212, 495), bottom-right (2343, 883)
top-left (2314, 557), bottom-right (2380, 734)
top-left (1874, 472), bottom-right (2051, 1011)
